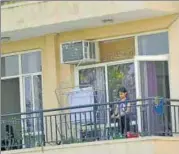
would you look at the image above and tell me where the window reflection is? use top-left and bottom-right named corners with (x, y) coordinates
top-left (33, 75), bottom-right (43, 131)
top-left (138, 32), bottom-right (169, 55)
top-left (140, 61), bottom-right (170, 98)
top-left (21, 51), bottom-right (41, 74)
top-left (107, 63), bottom-right (136, 102)
top-left (1, 55), bottom-right (19, 77)
top-left (24, 76), bottom-right (33, 133)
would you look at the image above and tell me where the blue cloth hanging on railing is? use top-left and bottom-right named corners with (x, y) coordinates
top-left (153, 98), bottom-right (164, 115)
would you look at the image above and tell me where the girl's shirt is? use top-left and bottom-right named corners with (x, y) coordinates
top-left (119, 99), bottom-right (131, 116)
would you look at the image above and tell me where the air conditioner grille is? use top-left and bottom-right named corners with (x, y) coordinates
top-left (62, 42), bottom-right (83, 62)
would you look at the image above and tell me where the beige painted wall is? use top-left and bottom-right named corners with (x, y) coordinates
top-left (2, 1), bottom-right (179, 33)
top-left (2, 137), bottom-right (179, 154)
top-left (169, 17), bottom-right (179, 100)
top-left (168, 16), bottom-right (179, 133)
top-left (58, 14), bottom-right (177, 42)
top-left (1, 1), bottom-right (145, 32)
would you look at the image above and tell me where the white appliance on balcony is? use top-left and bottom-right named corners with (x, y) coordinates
top-left (60, 40), bottom-right (100, 64)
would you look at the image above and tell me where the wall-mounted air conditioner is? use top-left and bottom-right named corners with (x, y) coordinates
top-left (60, 40), bottom-right (100, 64)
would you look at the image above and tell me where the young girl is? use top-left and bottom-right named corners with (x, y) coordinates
top-left (111, 87), bottom-right (131, 136)
top-left (118, 87), bottom-right (131, 136)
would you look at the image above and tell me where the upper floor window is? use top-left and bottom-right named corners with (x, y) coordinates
top-left (138, 32), bottom-right (169, 55)
top-left (1, 55), bottom-right (19, 77)
top-left (1, 51), bottom-right (42, 78)
top-left (21, 51), bottom-right (41, 74)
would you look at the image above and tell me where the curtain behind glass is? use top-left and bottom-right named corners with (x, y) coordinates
top-left (140, 61), bottom-right (169, 98)
top-left (140, 61), bottom-right (170, 134)
top-left (79, 67), bottom-right (107, 123)
top-left (33, 75), bottom-right (43, 132)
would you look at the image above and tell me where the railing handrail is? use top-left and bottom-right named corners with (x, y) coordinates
top-left (1, 97), bottom-right (179, 117)
top-left (1, 97), bottom-right (179, 151)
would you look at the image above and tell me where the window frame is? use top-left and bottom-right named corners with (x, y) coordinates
top-left (137, 31), bottom-right (169, 56)
top-left (1, 49), bottom-right (43, 147)
top-left (74, 30), bottom-right (169, 100)
top-left (1, 55), bottom-right (19, 77)
top-left (74, 29), bottom-right (169, 132)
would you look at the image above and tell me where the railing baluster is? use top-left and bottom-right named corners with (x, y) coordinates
top-left (59, 114), bottom-right (63, 143)
top-left (84, 112), bottom-right (87, 141)
top-left (79, 112), bottom-right (82, 142)
top-left (174, 106), bottom-right (177, 133)
top-left (45, 116), bottom-right (48, 143)
top-left (50, 116), bottom-right (53, 142)
top-left (90, 111), bottom-right (93, 140)
top-left (22, 118), bottom-right (26, 148)
top-left (54, 115), bottom-right (58, 144)
top-left (109, 106), bottom-right (112, 139)
top-left (69, 113), bottom-right (73, 143)
top-left (64, 114), bottom-right (68, 141)
top-left (74, 113), bottom-right (78, 141)
top-left (32, 116), bottom-right (35, 146)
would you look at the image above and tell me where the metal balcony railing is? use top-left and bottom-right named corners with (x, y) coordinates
top-left (1, 98), bottom-right (179, 151)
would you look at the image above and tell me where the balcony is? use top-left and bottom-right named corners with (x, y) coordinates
top-left (1, 98), bottom-right (179, 154)
top-left (1, 1), bottom-right (179, 41)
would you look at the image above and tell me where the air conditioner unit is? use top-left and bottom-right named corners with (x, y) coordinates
top-left (60, 40), bottom-right (100, 64)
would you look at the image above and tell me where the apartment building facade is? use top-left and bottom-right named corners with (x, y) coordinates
top-left (1, 1), bottom-right (179, 154)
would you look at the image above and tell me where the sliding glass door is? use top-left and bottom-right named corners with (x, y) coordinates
top-left (140, 61), bottom-right (170, 98)
top-left (21, 51), bottom-right (42, 147)
top-left (107, 63), bottom-right (136, 102)
top-left (107, 62), bottom-right (136, 123)
top-left (78, 62), bottom-right (135, 103)
top-left (136, 31), bottom-right (170, 134)
top-left (1, 51), bottom-right (43, 148)
top-left (79, 67), bottom-right (107, 123)
top-left (75, 31), bottom-right (172, 136)
top-left (23, 75), bottom-right (42, 132)
top-left (137, 31), bottom-right (170, 98)
top-left (78, 62), bottom-right (136, 124)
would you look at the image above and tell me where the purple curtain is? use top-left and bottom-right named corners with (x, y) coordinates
top-left (147, 62), bottom-right (158, 97)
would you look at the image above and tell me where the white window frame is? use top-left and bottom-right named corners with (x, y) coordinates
top-left (74, 29), bottom-right (169, 100)
top-left (1, 49), bottom-right (43, 112)
top-left (134, 31), bottom-right (169, 132)
top-left (134, 31), bottom-right (169, 98)
top-left (74, 29), bottom-right (169, 133)
top-left (1, 49), bottom-right (43, 147)
top-left (75, 59), bottom-right (134, 125)
top-left (75, 59), bottom-right (134, 101)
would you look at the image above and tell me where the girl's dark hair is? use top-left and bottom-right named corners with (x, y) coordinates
top-left (118, 87), bottom-right (128, 94)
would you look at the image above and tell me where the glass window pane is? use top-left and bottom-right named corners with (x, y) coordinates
top-left (79, 67), bottom-right (106, 105)
top-left (1, 55), bottom-right (19, 77)
top-left (140, 61), bottom-right (170, 98)
top-left (79, 67), bottom-right (106, 92)
top-left (33, 75), bottom-right (42, 110)
top-left (21, 51), bottom-right (41, 74)
top-left (107, 63), bottom-right (136, 123)
top-left (79, 67), bottom-right (107, 123)
top-left (33, 75), bottom-right (43, 132)
top-left (23, 76), bottom-right (33, 133)
top-left (107, 63), bottom-right (136, 102)
top-left (138, 32), bottom-right (169, 55)
top-left (140, 61), bottom-right (170, 133)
